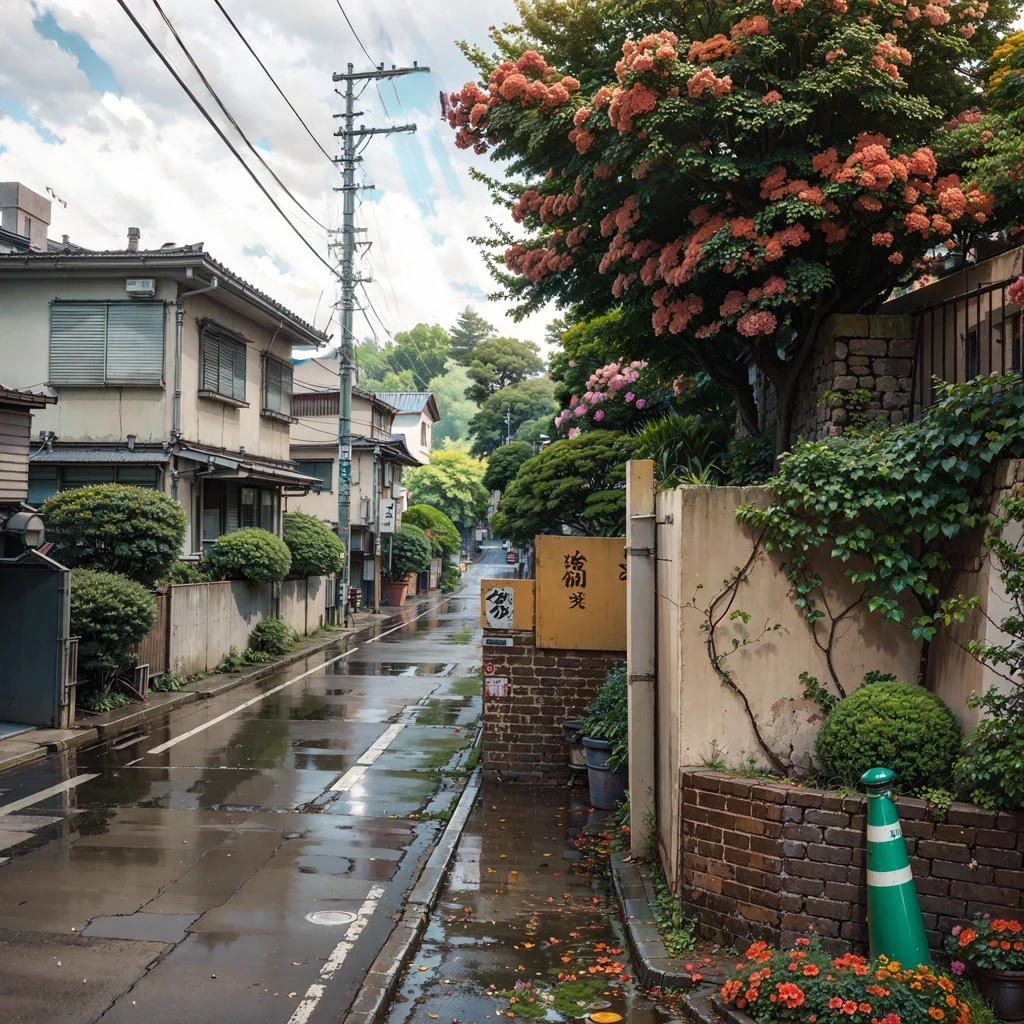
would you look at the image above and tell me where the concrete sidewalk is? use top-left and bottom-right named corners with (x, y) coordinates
top-left (382, 786), bottom-right (682, 1024)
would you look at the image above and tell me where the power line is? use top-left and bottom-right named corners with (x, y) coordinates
top-left (149, 0), bottom-right (327, 234)
top-left (116, 0), bottom-right (335, 276)
top-left (334, 1), bottom-right (376, 66)
top-left (211, 0), bottom-right (337, 170)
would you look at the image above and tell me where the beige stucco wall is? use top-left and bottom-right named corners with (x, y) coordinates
top-left (180, 291), bottom-right (293, 462)
top-left (0, 275), bottom-right (176, 443)
top-left (928, 458), bottom-right (1024, 730)
top-left (391, 411), bottom-right (432, 464)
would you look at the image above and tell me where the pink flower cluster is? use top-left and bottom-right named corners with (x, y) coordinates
top-left (554, 360), bottom-right (653, 430)
top-left (1009, 276), bottom-right (1024, 307)
top-left (687, 67), bottom-right (733, 100)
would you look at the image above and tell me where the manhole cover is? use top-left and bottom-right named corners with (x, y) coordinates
top-left (305, 910), bottom-right (357, 926)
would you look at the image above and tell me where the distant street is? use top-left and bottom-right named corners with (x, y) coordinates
top-left (0, 545), bottom-right (509, 1024)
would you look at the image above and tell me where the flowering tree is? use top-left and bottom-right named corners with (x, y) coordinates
top-left (448, 0), bottom-right (1001, 451)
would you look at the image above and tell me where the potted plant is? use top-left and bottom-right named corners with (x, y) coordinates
top-left (382, 524), bottom-right (432, 608)
top-left (581, 663), bottom-right (628, 810)
top-left (946, 917), bottom-right (1024, 1021)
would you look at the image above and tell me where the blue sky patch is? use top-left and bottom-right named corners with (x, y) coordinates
top-left (33, 10), bottom-right (120, 97)
top-left (255, 137), bottom-right (272, 153)
top-left (242, 243), bottom-right (291, 275)
top-left (391, 134), bottom-right (437, 217)
top-left (0, 92), bottom-right (63, 144)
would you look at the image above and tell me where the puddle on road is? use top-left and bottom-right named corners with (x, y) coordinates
top-left (337, 662), bottom-right (449, 676)
top-left (83, 912), bottom-right (199, 944)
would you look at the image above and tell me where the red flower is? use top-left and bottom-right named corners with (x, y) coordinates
top-left (804, 965), bottom-right (820, 977)
top-left (830, 998), bottom-right (844, 1009)
top-left (843, 1001), bottom-right (858, 1015)
top-left (777, 983), bottom-right (806, 1009)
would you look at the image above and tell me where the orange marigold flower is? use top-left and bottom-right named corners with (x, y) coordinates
top-left (843, 1000), bottom-right (858, 1015)
top-left (946, 996), bottom-right (959, 1008)
top-left (777, 983), bottom-right (806, 1009)
top-left (804, 965), bottom-right (820, 976)
top-left (722, 980), bottom-right (743, 1002)
top-left (1002, 941), bottom-right (1012, 950)
top-left (990, 940), bottom-right (1000, 948)
top-left (830, 998), bottom-right (844, 1010)
top-left (993, 920), bottom-right (1009, 932)
top-left (860, 1004), bottom-right (872, 1013)
top-left (1015, 942), bottom-right (1024, 951)
top-left (1008, 920), bottom-right (1023, 933)
top-left (928, 1009), bottom-right (945, 1020)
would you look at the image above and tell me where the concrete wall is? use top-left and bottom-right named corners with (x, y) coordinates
top-left (391, 411), bottom-right (432, 465)
top-left (167, 576), bottom-right (330, 676)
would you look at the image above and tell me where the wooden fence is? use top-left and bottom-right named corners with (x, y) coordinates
top-left (135, 575), bottom-right (335, 678)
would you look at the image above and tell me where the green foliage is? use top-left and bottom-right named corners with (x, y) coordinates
top-left (427, 360), bottom-right (478, 444)
top-left (441, 564), bottom-right (461, 591)
top-left (249, 617), bottom-right (295, 655)
top-left (649, 859), bottom-right (697, 956)
top-left (355, 323), bottom-right (451, 392)
top-left (449, 306), bottom-right (496, 363)
top-left (216, 646), bottom-right (247, 673)
top-left (403, 448), bottom-right (489, 527)
top-left (491, 431), bottom-right (634, 543)
top-left (42, 484), bottom-right (186, 587)
top-left (383, 524), bottom-right (433, 582)
top-left (800, 672), bottom-right (838, 715)
top-left (946, 916), bottom-right (1024, 970)
top-left (80, 690), bottom-right (133, 713)
top-left (582, 662), bottom-right (628, 771)
top-left (814, 680), bottom-right (962, 791)
top-left (282, 512), bottom-right (344, 577)
top-left (149, 672), bottom-right (185, 693)
top-left (70, 568), bottom-right (156, 696)
top-left (205, 528), bottom-right (292, 582)
top-left (740, 379), bottom-right (1024, 670)
top-left (918, 786), bottom-right (954, 822)
top-left (165, 560), bottom-right (209, 585)
top-left (481, 441), bottom-right (535, 493)
top-left (725, 433), bottom-right (775, 485)
top-left (633, 414), bottom-right (730, 487)
top-left (401, 504), bottom-right (462, 557)
top-left (468, 376), bottom-right (558, 455)
top-left (463, 336), bottom-right (545, 405)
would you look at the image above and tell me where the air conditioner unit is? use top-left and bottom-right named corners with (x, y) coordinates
top-left (126, 278), bottom-right (156, 297)
top-left (360, 497), bottom-right (371, 522)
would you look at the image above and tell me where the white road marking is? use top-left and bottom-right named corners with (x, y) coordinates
top-left (0, 774), bottom-right (100, 818)
top-left (329, 722), bottom-right (406, 792)
top-left (148, 597), bottom-right (453, 757)
top-left (286, 885), bottom-right (386, 1024)
top-left (125, 758), bottom-right (143, 766)
top-left (147, 647), bottom-right (363, 755)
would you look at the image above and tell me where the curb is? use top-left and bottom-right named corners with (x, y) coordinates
top-left (610, 852), bottom-right (727, 992)
top-left (341, 768), bottom-right (482, 1024)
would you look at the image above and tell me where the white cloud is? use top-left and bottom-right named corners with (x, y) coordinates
top-left (0, 0), bottom-right (554, 345)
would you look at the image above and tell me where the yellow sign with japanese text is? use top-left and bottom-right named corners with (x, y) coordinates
top-left (534, 535), bottom-right (626, 651)
top-left (479, 578), bottom-right (535, 630)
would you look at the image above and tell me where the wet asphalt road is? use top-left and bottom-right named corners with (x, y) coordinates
top-left (0, 545), bottom-right (508, 1024)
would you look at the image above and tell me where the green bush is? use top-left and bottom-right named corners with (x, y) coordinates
top-left (441, 564), bottom-right (461, 592)
top-left (814, 680), bottom-right (962, 790)
top-left (70, 568), bottom-right (156, 696)
top-left (402, 505), bottom-right (461, 557)
top-left (165, 560), bottom-right (208, 585)
top-left (582, 663), bottom-right (628, 771)
top-left (249, 617), bottom-right (294, 655)
top-left (282, 512), bottom-right (345, 577)
top-left (383, 524), bottom-right (433, 582)
top-left (954, 687), bottom-right (1024, 809)
top-left (205, 528), bottom-right (291, 582)
top-left (42, 484), bottom-right (186, 587)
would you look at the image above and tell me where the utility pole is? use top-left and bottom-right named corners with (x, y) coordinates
top-left (505, 407), bottom-right (512, 445)
top-left (331, 60), bottom-right (428, 624)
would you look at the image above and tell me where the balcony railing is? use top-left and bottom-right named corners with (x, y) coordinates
top-left (911, 276), bottom-right (1023, 419)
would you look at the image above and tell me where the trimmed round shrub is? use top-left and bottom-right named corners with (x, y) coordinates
top-left (814, 681), bottom-right (962, 790)
top-left (42, 484), bottom-right (186, 587)
top-left (206, 528), bottom-right (291, 582)
top-left (401, 505), bottom-right (461, 557)
top-left (383, 524), bottom-right (432, 582)
top-left (249, 617), bottom-right (294, 655)
top-left (70, 568), bottom-right (156, 694)
top-left (282, 512), bottom-right (345, 577)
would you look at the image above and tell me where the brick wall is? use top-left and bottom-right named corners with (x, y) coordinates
top-left (481, 629), bottom-right (623, 784)
top-left (681, 771), bottom-right (1024, 955)
top-left (756, 313), bottom-right (917, 442)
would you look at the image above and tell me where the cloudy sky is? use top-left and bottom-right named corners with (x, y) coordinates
top-left (0, 0), bottom-right (552, 348)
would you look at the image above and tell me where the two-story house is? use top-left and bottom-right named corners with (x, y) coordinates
top-left (287, 356), bottom-right (421, 610)
top-left (0, 184), bottom-right (328, 555)
top-left (374, 392), bottom-right (440, 466)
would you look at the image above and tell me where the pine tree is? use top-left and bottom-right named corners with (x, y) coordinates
top-left (449, 306), bottom-right (496, 363)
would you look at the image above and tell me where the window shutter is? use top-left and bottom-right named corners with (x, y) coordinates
top-left (231, 339), bottom-right (247, 402)
top-left (281, 361), bottom-right (293, 416)
top-left (106, 303), bottom-right (164, 385)
top-left (202, 326), bottom-right (221, 393)
top-left (50, 304), bottom-right (106, 385)
top-left (264, 358), bottom-right (281, 412)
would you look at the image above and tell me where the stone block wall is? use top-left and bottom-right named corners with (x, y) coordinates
top-left (681, 771), bottom-right (1024, 955)
top-left (758, 313), bottom-right (918, 441)
top-left (481, 629), bottom-right (623, 784)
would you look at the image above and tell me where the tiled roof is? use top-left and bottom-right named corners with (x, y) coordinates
top-left (374, 392), bottom-right (440, 421)
top-left (30, 446), bottom-right (170, 464)
top-left (0, 244), bottom-right (329, 344)
top-left (0, 385), bottom-right (57, 409)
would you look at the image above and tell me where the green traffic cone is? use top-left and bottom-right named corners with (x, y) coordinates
top-left (861, 766), bottom-right (931, 968)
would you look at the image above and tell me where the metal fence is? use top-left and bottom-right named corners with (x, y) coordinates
top-left (911, 276), bottom-right (1023, 419)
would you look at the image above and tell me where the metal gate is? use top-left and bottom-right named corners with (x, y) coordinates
top-left (0, 551), bottom-right (73, 728)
